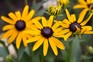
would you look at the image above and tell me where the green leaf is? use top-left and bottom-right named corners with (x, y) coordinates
top-left (70, 36), bottom-right (81, 62)
top-left (0, 46), bottom-right (8, 57)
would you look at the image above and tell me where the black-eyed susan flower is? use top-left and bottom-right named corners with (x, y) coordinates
top-left (25, 16), bottom-right (65, 56)
top-left (1, 5), bottom-right (40, 49)
top-left (57, 9), bottom-right (93, 41)
top-left (73, 0), bottom-right (93, 14)
top-left (48, 5), bottom-right (62, 16)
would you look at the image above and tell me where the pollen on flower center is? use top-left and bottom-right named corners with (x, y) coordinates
top-left (69, 22), bottom-right (81, 32)
top-left (15, 20), bottom-right (26, 31)
top-left (88, 3), bottom-right (93, 9)
top-left (41, 27), bottom-right (53, 38)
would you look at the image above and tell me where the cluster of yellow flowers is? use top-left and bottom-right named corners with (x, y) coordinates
top-left (1, 0), bottom-right (93, 56)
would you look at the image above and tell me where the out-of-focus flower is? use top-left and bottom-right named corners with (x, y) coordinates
top-left (56, 9), bottom-right (93, 41)
top-left (25, 16), bottom-right (65, 56)
top-left (73, 0), bottom-right (93, 14)
top-left (1, 5), bottom-right (40, 49)
top-left (57, 0), bottom-right (69, 6)
top-left (43, 0), bottom-right (57, 9)
top-left (48, 5), bottom-right (62, 16)
top-left (87, 46), bottom-right (93, 54)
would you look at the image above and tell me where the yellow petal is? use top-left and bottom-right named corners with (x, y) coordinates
top-left (8, 31), bottom-right (18, 44)
top-left (2, 29), bottom-right (15, 39)
top-left (52, 20), bottom-right (61, 30)
top-left (49, 37), bottom-right (58, 56)
top-left (53, 27), bottom-right (63, 33)
top-left (54, 29), bottom-right (70, 36)
top-left (15, 11), bottom-right (21, 20)
top-left (47, 16), bottom-right (54, 27)
top-left (24, 10), bottom-right (35, 22)
top-left (61, 22), bottom-right (69, 28)
top-left (65, 9), bottom-right (73, 23)
top-left (22, 5), bottom-right (29, 20)
top-left (77, 9), bottom-right (89, 23)
top-left (42, 17), bottom-right (47, 27)
top-left (3, 25), bottom-right (15, 31)
top-left (32, 37), bottom-right (44, 51)
top-left (73, 4), bottom-right (87, 9)
top-left (70, 14), bottom-right (76, 22)
top-left (64, 31), bottom-right (72, 41)
top-left (1, 16), bottom-right (15, 24)
top-left (24, 30), bottom-right (40, 35)
top-left (80, 13), bottom-right (93, 26)
top-left (32, 17), bottom-right (43, 29)
top-left (43, 39), bottom-right (48, 56)
top-left (81, 26), bottom-right (92, 34)
top-left (78, 0), bottom-right (87, 5)
top-left (87, 0), bottom-right (91, 4)
top-left (16, 32), bottom-right (22, 49)
top-left (8, 12), bottom-right (17, 21)
top-left (22, 34), bottom-right (28, 47)
top-left (62, 19), bottom-right (71, 25)
top-left (27, 36), bottom-right (42, 43)
top-left (84, 31), bottom-right (93, 34)
top-left (51, 37), bottom-right (65, 50)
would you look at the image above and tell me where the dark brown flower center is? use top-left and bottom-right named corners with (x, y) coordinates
top-left (41, 27), bottom-right (53, 38)
top-left (88, 3), bottom-right (93, 9)
top-left (15, 20), bottom-right (26, 31)
top-left (69, 22), bottom-right (81, 32)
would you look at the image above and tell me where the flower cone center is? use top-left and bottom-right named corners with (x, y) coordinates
top-left (15, 20), bottom-right (26, 31)
top-left (69, 22), bottom-right (81, 32)
top-left (41, 27), bottom-right (53, 38)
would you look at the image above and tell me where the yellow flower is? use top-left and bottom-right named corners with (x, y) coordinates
top-left (1, 5), bottom-right (40, 49)
top-left (48, 5), bottom-right (62, 16)
top-left (57, 0), bottom-right (69, 6)
top-left (73, 0), bottom-right (93, 14)
top-left (25, 16), bottom-right (65, 56)
top-left (59, 9), bottom-right (93, 41)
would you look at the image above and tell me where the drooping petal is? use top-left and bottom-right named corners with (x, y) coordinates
top-left (47, 16), bottom-right (54, 27)
top-left (51, 37), bottom-right (65, 50)
top-left (3, 25), bottom-right (15, 31)
top-left (77, 9), bottom-right (89, 23)
top-left (1, 16), bottom-right (15, 24)
top-left (43, 39), bottom-right (48, 56)
top-left (8, 12), bottom-right (17, 21)
top-left (81, 26), bottom-right (92, 34)
top-left (22, 34), bottom-right (28, 47)
top-left (8, 31), bottom-right (18, 44)
top-left (22, 5), bottom-right (29, 20)
top-left (2, 29), bottom-right (15, 39)
top-left (64, 31), bottom-right (72, 41)
top-left (16, 32), bottom-right (22, 49)
top-left (24, 10), bottom-right (35, 22)
top-left (80, 13), bottom-right (93, 26)
top-left (49, 37), bottom-right (58, 56)
top-left (42, 17), bottom-right (47, 27)
top-left (15, 11), bottom-right (21, 20)
top-left (32, 37), bottom-right (44, 51)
